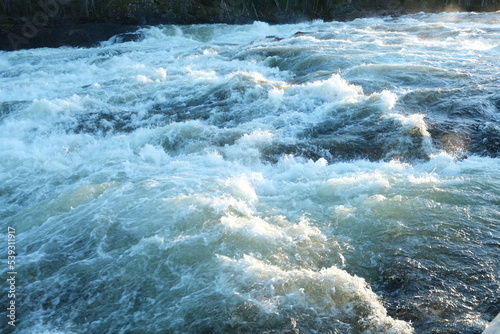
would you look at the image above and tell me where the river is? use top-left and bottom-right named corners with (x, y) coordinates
top-left (1, 11), bottom-right (499, 333)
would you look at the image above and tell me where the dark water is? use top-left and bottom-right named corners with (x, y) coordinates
top-left (1, 12), bottom-right (499, 334)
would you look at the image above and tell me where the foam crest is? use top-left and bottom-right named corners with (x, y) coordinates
top-left (223, 130), bottom-right (275, 164)
top-left (267, 87), bottom-right (285, 109)
top-left (219, 174), bottom-right (262, 204)
top-left (220, 216), bottom-right (289, 242)
top-left (138, 144), bottom-right (169, 166)
top-left (217, 255), bottom-right (413, 333)
top-left (185, 66), bottom-right (218, 81)
top-left (382, 112), bottom-right (434, 159)
top-left (293, 74), bottom-right (364, 104)
top-left (318, 172), bottom-right (392, 199)
top-left (23, 95), bottom-right (91, 120)
top-left (212, 21), bottom-right (279, 44)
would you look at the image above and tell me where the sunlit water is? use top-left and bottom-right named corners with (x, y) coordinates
top-left (1, 11), bottom-right (499, 334)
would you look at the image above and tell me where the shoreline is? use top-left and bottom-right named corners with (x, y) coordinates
top-left (1, 4), bottom-right (499, 51)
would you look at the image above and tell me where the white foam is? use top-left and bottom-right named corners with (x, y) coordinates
top-left (223, 130), bottom-right (275, 164)
top-left (294, 74), bottom-right (364, 104)
top-left (318, 172), bottom-right (392, 199)
top-left (139, 144), bottom-right (169, 166)
top-left (217, 254), bottom-right (413, 333)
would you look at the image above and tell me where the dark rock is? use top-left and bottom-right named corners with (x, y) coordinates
top-left (112, 32), bottom-right (144, 43)
top-left (0, 22), bottom-right (139, 51)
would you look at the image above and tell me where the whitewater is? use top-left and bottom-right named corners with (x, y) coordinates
top-left (1, 11), bottom-right (499, 334)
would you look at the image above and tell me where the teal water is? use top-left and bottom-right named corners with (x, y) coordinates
top-left (1, 12), bottom-right (499, 333)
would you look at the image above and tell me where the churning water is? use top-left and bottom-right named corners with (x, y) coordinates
top-left (1, 11), bottom-right (499, 334)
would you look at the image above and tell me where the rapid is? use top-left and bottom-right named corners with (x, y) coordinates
top-left (1, 11), bottom-right (499, 334)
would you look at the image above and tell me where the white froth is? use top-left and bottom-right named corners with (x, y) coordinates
top-left (217, 255), bottom-right (413, 333)
top-left (296, 74), bottom-right (363, 104)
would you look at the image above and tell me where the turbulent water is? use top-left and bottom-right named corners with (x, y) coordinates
top-left (1, 11), bottom-right (500, 334)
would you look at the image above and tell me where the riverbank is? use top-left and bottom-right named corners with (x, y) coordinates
top-left (1, 0), bottom-right (499, 51)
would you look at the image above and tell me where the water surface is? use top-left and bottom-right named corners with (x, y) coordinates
top-left (1, 12), bottom-right (499, 334)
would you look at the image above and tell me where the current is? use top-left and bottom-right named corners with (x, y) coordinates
top-left (0, 11), bottom-right (499, 334)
